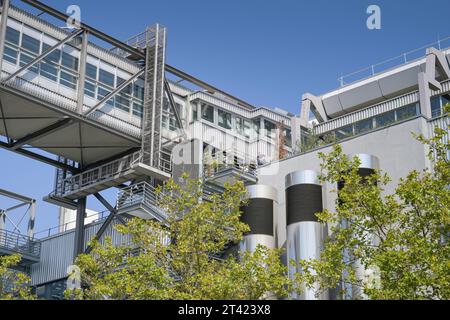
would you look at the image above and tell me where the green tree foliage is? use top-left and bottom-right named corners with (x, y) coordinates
top-left (68, 178), bottom-right (296, 300)
top-left (297, 113), bottom-right (449, 300)
top-left (0, 254), bottom-right (35, 300)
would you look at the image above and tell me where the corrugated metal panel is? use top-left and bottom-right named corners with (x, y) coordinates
top-left (30, 218), bottom-right (130, 286)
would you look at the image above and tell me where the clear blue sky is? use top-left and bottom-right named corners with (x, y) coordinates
top-left (1, 0), bottom-right (449, 233)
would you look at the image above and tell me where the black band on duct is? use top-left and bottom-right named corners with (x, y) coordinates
top-left (286, 184), bottom-right (323, 225)
top-left (240, 198), bottom-right (274, 236)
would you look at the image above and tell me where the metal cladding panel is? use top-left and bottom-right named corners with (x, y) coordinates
top-left (287, 221), bottom-right (328, 300)
top-left (339, 81), bottom-right (383, 113)
top-left (378, 64), bottom-right (424, 97)
top-left (286, 184), bottom-right (323, 225)
top-left (30, 218), bottom-right (129, 286)
top-left (239, 234), bottom-right (275, 252)
top-left (240, 198), bottom-right (274, 236)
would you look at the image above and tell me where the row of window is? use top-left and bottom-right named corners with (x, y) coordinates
top-left (431, 94), bottom-right (450, 118)
top-left (196, 103), bottom-right (292, 146)
top-left (304, 103), bottom-right (420, 147)
top-left (3, 25), bottom-right (145, 118)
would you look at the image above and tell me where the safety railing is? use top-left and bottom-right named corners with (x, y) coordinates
top-left (0, 229), bottom-right (41, 259)
top-left (203, 148), bottom-right (258, 180)
top-left (338, 37), bottom-right (450, 87)
top-left (53, 150), bottom-right (172, 198)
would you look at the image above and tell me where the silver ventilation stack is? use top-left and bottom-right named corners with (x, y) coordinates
top-left (285, 170), bottom-right (328, 300)
top-left (239, 185), bottom-right (277, 252)
top-left (340, 154), bottom-right (380, 300)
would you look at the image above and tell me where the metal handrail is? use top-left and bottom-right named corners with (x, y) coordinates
top-left (203, 148), bottom-right (258, 179)
top-left (0, 229), bottom-right (41, 258)
top-left (338, 37), bottom-right (450, 87)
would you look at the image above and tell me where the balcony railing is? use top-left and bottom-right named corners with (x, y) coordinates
top-left (0, 229), bottom-right (41, 261)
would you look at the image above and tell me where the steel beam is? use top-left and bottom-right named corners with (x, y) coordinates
top-left (84, 69), bottom-right (145, 117)
top-left (0, 140), bottom-right (80, 173)
top-left (76, 31), bottom-right (89, 114)
top-left (73, 197), bottom-right (86, 259)
top-left (10, 118), bottom-right (73, 150)
top-left (1, 29), bottom-right (84, 84)
top-left (164, 78), bottom-right (185, 133)
top-left (0, 188), bottom-right (34, 203)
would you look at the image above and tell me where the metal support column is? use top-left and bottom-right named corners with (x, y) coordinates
top-left (0, 209), bottom-right (5, 231)
top-left (73, 197), bottom-right (86, 259)
top-left (0, 0), bottom-right (10, 79)
top-left (142, 24), bottom-right (166, 169)
top-left (27, 200), bottom-right (36, 238)
top-left (76, 31), bottom-right (89, 114)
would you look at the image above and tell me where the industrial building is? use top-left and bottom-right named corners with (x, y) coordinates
top-left (0, 0), bottom-right (448, 300)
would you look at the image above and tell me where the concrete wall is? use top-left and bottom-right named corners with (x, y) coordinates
top-left (257, 116), bottom-right (431, 247)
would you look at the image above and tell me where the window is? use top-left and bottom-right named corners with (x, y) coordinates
top-left (42, 44), bottom-right (61, 63)
top-left (284, 128), bottom-right (292, 147)
top-left (19, 53), bottom-right (38, 73)
top-left (3, 46), bottom-right (18, 64)
top-left (40, 61), bottom-right (58, 81)
top-left (442, 94), bottom-right (450, 109)
top-left (192, 105), bottom-right (198, 122)
top-left (375, 111), bottom-right (395, 128)
top-left (86, 63), bottom-right (97, 80)
top-left (218, 109), bottom-right (231, 129)
top-left (396, 103), bottom-right (418, 121)
top-left (117, 77), bottom-right (132, 95)
top-left (60, 71), bottom-right (77, 89)
top-left (21, 34), bottom-right (40, 54)
top-left (431, 96), bottom-right (441, 118)
top-left (354, 118), bottom-right (373, 135)
top-left (201, 104), bottom-right (214, 123)
top-left (243, 120), bottom-right (252, 139)
top-left (115, 94), bottom-right (130, 112)
top-left (264, 120), bottom-right (276, 138)
top-left (335, 125), bottom-right (353, 140)
top-left (62, 52), bottom-right (79, 71)
top-left (133, 84), bottom-right (144, 101)
top-left (5, 27), bottom-right (20, 46)
top-left (98, 87), bottom-right (114, 106)
top-left (133, 103), bottom-right (143, 117)
top-left (84, 81), bottom-right (96, 98)
top-left (253, 118), bottom-right (261, 135)
top-left (235, 117), bottom-right (243, 135)
top-left (99, 69), bottom-right (115, 87)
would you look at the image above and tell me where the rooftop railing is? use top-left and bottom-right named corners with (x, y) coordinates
top-left (338, 37), bottom-right (450, 87)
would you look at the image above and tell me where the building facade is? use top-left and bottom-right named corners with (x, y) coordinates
top-left (0, 0), bottom-right (448, 300)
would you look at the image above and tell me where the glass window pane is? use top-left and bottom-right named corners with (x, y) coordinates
top-left (84, 81), bottom-right (96, 98)
top-left (253, 118), bottom-right (260, 135)
top-left (40, 61), bottom-right (58, 81)
top-left (441, 94), bottom-right (450, 109)
top-left (354, 118), bottom-right (373, 135)
top-left (284, 128), bottom-right (292, 147)
top-left (201, 104), bottom-right (214, 122)
top-left (335, 125), bottom-right (353, 140)
top-left (133, 103), bottom-right (143, 117)
top-left (3, 46), bottom-right (18, 64)
top-left (235, 117), bottom-right (243, 135)
top-left (115, 94), bottom-right (130, 112)
top-left (431, 96), bottom-right (441, 118)
top-left (218, 109), bottom-right (231, 129)
top-left (86, 63), bottom-right (97, 80)
top-left (21, 34), bottom-right (40, 54)
top-left (6, 27), bottom-right (20, 45)
top-left (375, 111), bottom-right (396, 128)
top-left (60, 71), bottom-right (77, 89)
top-left (99, 69), bottom-right (115, 87)
top-left (264, 120), bottom-right (276, 138)
top-left (62, 52), bottom-right (79, 71)
top-left (19, 53), bottom-right (38, 73)
top-left (244, 120), bottom-right (252, 138)
top-left (396, 103), bottom-right (418, 121)
top-left (42, 43), bottom-right (61, 63)
top-left (98, 87), bottom-right (114, 106)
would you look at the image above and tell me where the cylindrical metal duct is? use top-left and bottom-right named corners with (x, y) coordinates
top-left (285, 170), bottom-right (328, 300)
top-left (340, 154), bottom-right (380, 300)
top-left (239, 185), bottom-right (277, 252)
